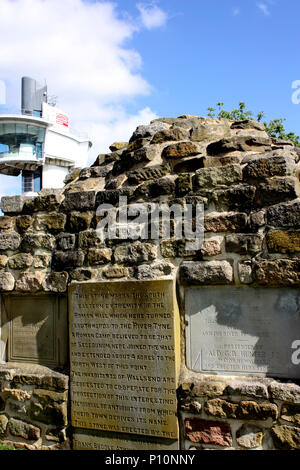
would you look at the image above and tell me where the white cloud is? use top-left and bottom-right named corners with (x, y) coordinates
top-left (137, 2), bottom-right (168, 30)
top-left (257, 3), bottom-right (271, 15)
top-left (0, 0), bottom-right (168, 198)
top-left (232, 7), bottom-right (240, 16)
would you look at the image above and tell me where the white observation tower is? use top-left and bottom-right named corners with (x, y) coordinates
top-left (0, 77), bottom-right (92, 195)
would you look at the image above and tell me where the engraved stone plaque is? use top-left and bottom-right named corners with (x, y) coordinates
top-left (186, 287), bottom-right (300, 379)
top-left (1, 295), bottom-right (67, 367)
top-left (69, 280), bottom-right (180, 441)
top-left (73, 430), bottom-right (179, 450)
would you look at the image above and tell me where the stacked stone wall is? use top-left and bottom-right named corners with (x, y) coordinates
top-left (0, 115), bottom-right (299, 449)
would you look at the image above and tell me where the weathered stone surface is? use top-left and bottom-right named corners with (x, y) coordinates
top-left (0, 272), bottom-right (15, 291)
top-left (175, 174), bottom-right (193, 197)
top-left (68, 211), bottom-right (93, 232)
top-left (1, 195), bottom-right (31, 214)
top-left (78, 230), bottom-right (103, 249)
top-left (43, 272), bottom-right (68, 293)
top-left (271, 425), bottom-right (300, 450)
top-left (151, 126), bottom-right (189, 144)
top-left (8, 253), bottom-right (33, 270)
top-left (87, 248), bottom-right (111, 265)
top-left (231, 120), bottom-right (266, 132)
top-left (135, 177), bottom-right (176, 199)
top-left (0, 232), bottom-right (21, 251)
top-left (269, 383), bottom-right (300, 403)
top-left (190, 121), bottom-right (230, 142)
top-left (70, 269), bottom-right (93, 281)
top-left (201, 239), bottom-right (222, 257)
top-left (180, 260), bottom-right (233, 285)
top-left (236, 424), bottom-right (263, 449)
top-left (162, 142), bottom-right (200, 160)
top-left (30, 389), bottom-right (67, 426)
top-left (173, 157), bottom-right (204, 173)
top-left (127, 165), bottom-right (170, 185)
top-left (56, 233), bottom-right (76, 251)
top-left (243, 156), bottom-right (296, 180)
top-left (203, 155), bottom-right (241, 168)
top-left (102, 265), bottom-right (129, 279)
top-left (255, 177), bottom-right (299, 207)
top-left (95, 188), bottom-right (134, 206)
top-left (15, 272), bottom-right (45, 292)
top-left (105, 174), bottom-right (127, 190)
top-left (0, 216), bottom-right (14, 231)
top-left (204, 399), bottom-right (278, 420)
top-left (225, 234), bottom-right (262, 255)
top-left (34, 213), bottom-right (66, 233)
top-left (16, 215), bottom-right (33, 232)
top-left (52, 251), bottom-right (85, 270)
top-left (61, 191), bottom-right (96, 211)
top-left (250, 210), bottom-right (265, 229)
top-left (213, 185), bottom-right (256, 210)
top-left (64, 168), bottom-right (81, 184)
top-left (225, 380), bottom-right (269, 398)
top-left (2, 388), bottom-right (31, 402)
top-left (109, 141), bottom-right (128, 152)
top-left (133, 262), bottom-right (173, 280)
top-left (160, 239), bottom-right (196, 258)
top-left (204, 213), bottom-right (248, 233)
top-left (281, 404), bottom-right (300, 425)
top-left (21, 233), bottom-right (56, 252)
top-left (185, 418), bottom-right (232, 446)
top-left (0, 254), bottom-right (8, 268)
top-left (267, 201), bottom-right (300, 228)
top-left (194, 164), bottom-right (242, 189)
top-left (25, 192), bottom-right (63, 213)
top-left (238, 261), bottom-right (253, 284)
top-left (267, 230), bottom-right (300, 253)
top-left (130, 122), bottom-right (169, 141)
top-left (253, 259), bottom-right (300, 286)
top-left (8, 418), bottom-right (40, 440)
top-left (33, 254), bottom-right (52, 269)
top-left (114, 241), bottom-right (157, 265)
top-left (78, 166), bottom-right (111, 180)
top-left (0, 415), bottom-right (8, 434)
top-left (207, 135), bottom-right (271, 156)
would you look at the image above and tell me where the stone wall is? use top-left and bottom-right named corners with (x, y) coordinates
top-left (0, 363), bottom-right (69, 450)
top-left (0, 115), bottom-right (299, 449)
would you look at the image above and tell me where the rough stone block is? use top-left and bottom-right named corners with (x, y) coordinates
top-left (236, 424), bottom-right (263, 449)
top-left (0, 272), bottom-right (15, 291)
top-left (244, 155), bottom-right (296, 180)
top-left (43, 272), bottom-right (69, 293)
top-left (267, 201), bottom-right (300, 228)
top-left (114, 241), bottom-right (157, 265)
top-left (204, 213), bottom-right (248, 233)
top-left (267, 230), bottom-right (300, 253)
top-left (194, 164), bottom-right (242, 189)
top-left (8, 418), bottom-right (40, 441)
top-left (180, 260), bottom-right (233, 285)
top-left (52, 251), bottom-right (85, 270)
top-left (162, 142), bottom-right (200, 159)
top-left (253, 259), bottom-right (300, 286)
top-left (225, 234), bottom-right (262, 255)
top-left (8, 253), bottom-right (33, 270)
top-left (68, 211), bottom-right (93, 232)
top-left (61, 191), bottom-right (96, 212)
top-left (15, 273), bottom-right (45, 292)
top-left (255, 177), bottom-right (299, 207)
top-left (0, 232), bottom-right (21, 251)
top-left (56, 233), bottom-right (76, 251)
top-left (87, 248), bottom-right (112, 265)
top-left (271, 425), bottom-right (300, 450)
top-left (185, 418), bottom-right (232, 446)
top-left (21, 233), bottom-right (56, 252)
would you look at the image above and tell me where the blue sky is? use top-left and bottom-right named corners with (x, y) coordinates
top-left (0, 0), bottom-right (299, 197)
